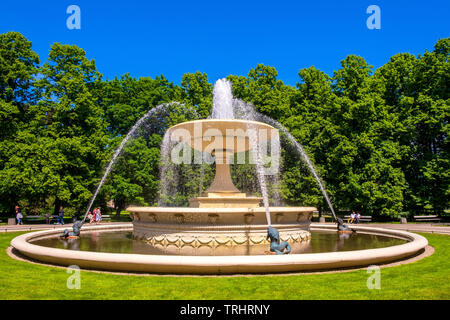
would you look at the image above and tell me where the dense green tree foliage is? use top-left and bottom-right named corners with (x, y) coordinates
top-left (0, 31), bottom-right (448, 220)
top-left (0, 32), bottom-right (41, 215)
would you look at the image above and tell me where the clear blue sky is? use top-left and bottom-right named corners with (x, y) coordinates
top-left (1, 0), bottom-right (448, 86)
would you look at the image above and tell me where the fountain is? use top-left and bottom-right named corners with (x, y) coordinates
top-left (128, 79), bottom-right (314, 255)
top-left (128, 118), bottom-right (314, 255)
top-left (9, 79), bottom-right (428, 274)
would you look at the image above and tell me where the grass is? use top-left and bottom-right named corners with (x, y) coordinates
top-left (0, 231), bottom-right (449, 300)
top-left (109, 210), bottom-right (132, 222)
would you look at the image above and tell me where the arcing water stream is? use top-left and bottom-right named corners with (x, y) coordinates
top-left (82, 102), bottom-right (183, 223)
top-left (83, 79), bottom-right (337, 226)
top-left (232, 96), bottom-right (338, 221)
top-left (210, 79), bottom-right (338, 225)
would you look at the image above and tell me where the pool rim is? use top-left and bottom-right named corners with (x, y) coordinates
top-left (10, 223), bottom-right (428, 275)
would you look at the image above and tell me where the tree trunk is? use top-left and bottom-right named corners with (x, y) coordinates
top-left (53, 198), bottom-right (61, 216)
top-left (115, 206), bottom-right (122, 218)
top-left (9, 196), bottom-right (17, 217)
top-left (115, 200), bottom-right (124, 218)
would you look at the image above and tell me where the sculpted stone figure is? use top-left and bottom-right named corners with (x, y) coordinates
top-left (336, 217), bottom-right (355, 233)
top-left (60, 220), bottom-right (84, 239)
top-left (266, 226), bottom-right (291, 255)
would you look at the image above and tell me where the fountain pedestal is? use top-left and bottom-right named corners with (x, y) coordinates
top-left (189, 192), bottom-right (262, 208)
top-left (188, 149), bottom-right (262, 208)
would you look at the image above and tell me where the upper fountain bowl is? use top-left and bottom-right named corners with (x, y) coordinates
top-left (168, 119), bottom-right (277, 153)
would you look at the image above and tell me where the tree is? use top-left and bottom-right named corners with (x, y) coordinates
top-left (180, 71), bottom-right (212, 119)
top-left (326, 56), bottom-right (406, 217)
top-left (332, 55), bottom-right (373, 101)
top-left (32, 43), bottom-right (109, 215)
top-left (101, 74), bottom-right (181, 136)
top-left (102, 135), bottom-right (161, 216)
top-left (228, 64), bottom-right (295, 121)
top-left (100, 74), bottom-right (203, 214)
top-left (0, 31), bottom-right (447, 221)
top-left (282, 66), bottom-right (338, 211)
top-left (0, 32), bottom-right (40, 215)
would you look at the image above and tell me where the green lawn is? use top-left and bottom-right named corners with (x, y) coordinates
top-left (0, 231), bottom-right (449, 300)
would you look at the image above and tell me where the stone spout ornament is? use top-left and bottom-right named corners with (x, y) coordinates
top-left (174, 213), bottom-right (185, 224)
top-left (336, 218), bottom-right (356, 233)
top-left (148, 213), bottom-right (157, 223)
top-left (275, 213), bottom-right (283, 223)
top-left (60, 220), bottom-right (84, 239)
top-left (244, 213), bottom-right (255, 224)
top-left (266, 226), bottom-right (291, 255)
top-left (208, 214), bottom-right (219, 224)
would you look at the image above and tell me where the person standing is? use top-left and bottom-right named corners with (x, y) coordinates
top-left (45, 211), bottom-right (51, 224)
top-left (95, 207), bottom-right (102, 224)
top-left (92, 208), bottom-right (97, 223)
top-left (58, 206), bottom-right (65, 225)
top-left (15, 206), bottom-right (23, 225)
top-left (87, 211), bottom-right (94, 224)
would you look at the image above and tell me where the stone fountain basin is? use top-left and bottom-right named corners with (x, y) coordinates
top-left (127, 206), bottom-right (315, 225)
top-left (10, 223), bottom-right (428, 275)
top-left (128, 206), bottom-right (314, 255)
top-left (168, 119), bottom-right (276, 152)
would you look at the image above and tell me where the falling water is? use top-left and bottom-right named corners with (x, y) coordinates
top-left (199, 159), bottom-right (205, 195)
top-left (83, 77), bottom-right (335, 231)
top-left (82, 102), bottom-right (181, 222)
top-left (247, 123), bottom-right (272, 226)
top-left (233, 99), bottom-right (338, 221)
top-left (156, 105), bottom-right (203, 206)
top-left (277, 124), bottom-right (336, 220)
top-left (267, 160), bottom-right (284, 207)
top-left (156, 78), bottom-right (336, 223)
top-left (211, 79), bottom-right (273, 225)
top-left (157, 130), bottom-right (175, 206)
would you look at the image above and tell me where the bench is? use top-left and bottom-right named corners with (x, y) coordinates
top-left (90, 215), bottom-right (111, 221)
top-left (24, 215), bottom-right (46, 223)
top-left (344, 215), bottom-right (372, 223)
top-left (23, 215), bottom-right (61, 224)
top-left (414, 215), bottom-right (441, 223)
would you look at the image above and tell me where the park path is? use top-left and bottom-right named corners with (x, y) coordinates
top-left (0, 222), bottom-right (126, 233)
top-left (318, 222), bottom-right (450, 235)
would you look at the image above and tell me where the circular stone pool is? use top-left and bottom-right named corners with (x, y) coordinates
top-left (10, 223), bottom-right (428, 274)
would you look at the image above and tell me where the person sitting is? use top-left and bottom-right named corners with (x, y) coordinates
top-left (348, 211), bottom-right (356, 224)
top-left (356, 212), bottom-right (361, 224)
